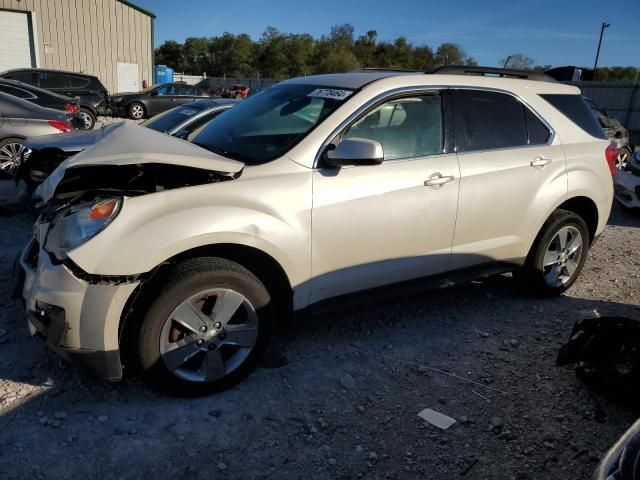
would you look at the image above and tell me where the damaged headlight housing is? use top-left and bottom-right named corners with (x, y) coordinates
top-left (45, 198), bottom-right (122, 260)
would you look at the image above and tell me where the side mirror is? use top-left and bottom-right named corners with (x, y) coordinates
top-left (150, 90), bottom-right (158, 97)
top-left (324, 138), bottom-right (384, 167)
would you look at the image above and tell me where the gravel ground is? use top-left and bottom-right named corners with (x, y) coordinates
top-left (0, 179), bottom-right (638, 480)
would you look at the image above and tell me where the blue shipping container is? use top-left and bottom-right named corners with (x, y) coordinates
top-left (154, 65), bottom-right (174, 84)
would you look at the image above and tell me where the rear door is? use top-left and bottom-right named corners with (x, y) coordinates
top-left (175, 85), bottom-right (203, 104)
top-left (450, 89), bottom-right (567, 269)
top-left (148, 84), bottom-right (178, 115)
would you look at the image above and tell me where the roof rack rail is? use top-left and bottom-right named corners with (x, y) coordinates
top-left (356, 67), bottom-right (423, 73)
top-left (430, 65), bottom-right (556, 82)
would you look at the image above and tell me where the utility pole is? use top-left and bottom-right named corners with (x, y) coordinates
top-left (592, 22), bottom-right (610, 80)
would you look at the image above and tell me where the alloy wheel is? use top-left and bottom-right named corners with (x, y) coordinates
top-left (159, 288), bottom-right (259, 383)
top-left (79, 111), bottom-right (93, 129)
top-left (131, 105), bottom-right (144, 119)
top-left (0, 142), bottom-right (28, 176)
top-left (542, 225), bottom-right (583, 288)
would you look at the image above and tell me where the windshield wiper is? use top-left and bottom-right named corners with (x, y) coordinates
top-left (193, 142), bottom-right (251, 163)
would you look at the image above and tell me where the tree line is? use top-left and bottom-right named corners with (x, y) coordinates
top-left (154, 24), bottom-right (639, 81)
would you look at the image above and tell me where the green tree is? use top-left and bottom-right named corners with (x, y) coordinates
top-left (154, 40), bottom-right (185, 71)
top-left (434, 43), bottom-right (474, 67)
top-left (500, 53), bottom-right (535, 70)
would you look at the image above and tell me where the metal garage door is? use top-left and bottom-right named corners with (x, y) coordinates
top-left (0, 11), bottom-right (35, 71)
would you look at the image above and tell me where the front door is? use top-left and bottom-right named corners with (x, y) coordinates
top-left (310, 91), bottom-right (460, 303)
top-left (450, 89), bottom-right (567, 269)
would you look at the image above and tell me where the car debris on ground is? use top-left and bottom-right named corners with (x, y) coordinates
top-left (615, 150), bottom-right (640, 210)
top-left (417, 408), bottom-right (457, 430)
top-left (557, 316), bottom-right (640, 412)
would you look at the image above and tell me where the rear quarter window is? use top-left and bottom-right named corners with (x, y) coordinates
top-left (67, 75), bottom-right (91, 88)
top-left (540, 94), bottom-right (607, 140)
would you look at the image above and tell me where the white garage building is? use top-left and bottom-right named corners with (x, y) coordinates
top-left (0, 0), bottom-right (154, 93)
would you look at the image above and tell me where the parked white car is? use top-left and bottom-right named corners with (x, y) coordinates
top-left (16, 68), bottom-right (615, 395)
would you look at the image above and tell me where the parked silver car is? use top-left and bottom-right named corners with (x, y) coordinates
top-left (0, 92), bottom-right (78, 177)
top-left (16, 99), bottom-right (238, 192)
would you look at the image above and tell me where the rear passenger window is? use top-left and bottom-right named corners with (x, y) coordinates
top-left (38, 72), bottom-right (68, 89)
top-left (0, 85), bottom-right (33, 99)
top-left (67, 75), bottom-right (90, 88)
top-left (454, 90), bottom-right (528, 151)
top-left (342, 94), bottom-right (444, 161)
top-left (524, 108), bottom-right (551, 144)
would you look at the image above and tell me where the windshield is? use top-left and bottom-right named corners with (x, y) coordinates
top-left (141, 104), bottom-right (208, 132)
top-left (191, 83), bottom-right (354, 164)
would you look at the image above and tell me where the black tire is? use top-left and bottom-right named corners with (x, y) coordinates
top-left (134, 257), bottom-right (274, 396)
top-left (79, 108), bottom-right (96, 130)
top-left (128, 102), bottom-right (145, 120)
top-left (0, 137), bottom-right (26, 179)
top-left (517, 209), bottom-right (590, 296)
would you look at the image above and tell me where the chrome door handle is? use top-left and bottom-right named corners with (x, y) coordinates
top-left (424, 173), bottom-right (455, 187)
top-left (530, 157), bottom-right (552, 168)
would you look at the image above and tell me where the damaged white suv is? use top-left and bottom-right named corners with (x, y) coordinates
top-left (16, 68), bottom-right (616, 395)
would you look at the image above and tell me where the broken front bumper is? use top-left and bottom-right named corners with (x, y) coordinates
top-left (614, 169), bottom-right (640, 209)
top-left (17, 239), bottom-right (139, 381)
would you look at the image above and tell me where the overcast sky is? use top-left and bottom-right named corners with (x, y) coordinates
top-left (135, 0), bottom-right (640, 68)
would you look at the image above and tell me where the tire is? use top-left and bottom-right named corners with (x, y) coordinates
top-left (134, 257), bottom-right (274, 396)
top-left (128, 102), bottom-right (145, 120)
top-left (517, 209), bottom-right (590, 296)
top-left (0, 137), bottom-right (27, 178)
top-left (78, 108), bottom-right (96, 130)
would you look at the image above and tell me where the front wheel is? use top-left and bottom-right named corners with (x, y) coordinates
top-left (128, 102), bottom-right (145, 120)
top-left (517, 209), bottom-right (590, 296)
top-left (0, 138), bottom-right (27, 178)
top-left (135, 257), bottom-right (274, 396)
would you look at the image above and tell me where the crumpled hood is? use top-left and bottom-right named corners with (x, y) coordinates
top-left (36, 121), bottom-right (244, 203)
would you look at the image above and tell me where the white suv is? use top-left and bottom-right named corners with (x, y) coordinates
top-left (16, 68), bottom-right (616, 395)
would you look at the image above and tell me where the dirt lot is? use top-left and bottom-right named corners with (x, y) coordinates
top-left (0, 179), bottom-right (638, 480)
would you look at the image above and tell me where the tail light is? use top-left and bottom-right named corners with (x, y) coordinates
top-left (48, 120), bottom-right (73, 133)
top-left (605, 144), bottom-right (619, 176)
top-left (64, 103), bottom-right (79, 113)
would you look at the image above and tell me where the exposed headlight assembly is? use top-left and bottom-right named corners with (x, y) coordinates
top-left (45, 198), bottom-right (121, 260)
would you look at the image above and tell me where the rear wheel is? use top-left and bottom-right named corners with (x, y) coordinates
top-left (128, 102), bottom-right (145, 120)
top-left (0, 138), bottom-right (27, 178)
top-left (135, 257), bottom-right (274, 396)
top-left (78, 108), bottom-right (96, 129)
top-left (518, 209), bottom-right (590, 296)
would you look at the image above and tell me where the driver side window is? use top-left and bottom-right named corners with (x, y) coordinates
top-left (342, 94), bottom-right (444, 161)
top-left (155, 84), bottom-right (175, 96)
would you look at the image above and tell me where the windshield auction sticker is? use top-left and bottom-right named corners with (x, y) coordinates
top-left (308, 89), bottom-right (353, 101)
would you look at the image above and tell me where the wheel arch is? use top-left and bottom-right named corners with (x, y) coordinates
top-left (524, 195), bottom-right (600, 262)
top-left (119, 243), bottom-right (294, 345)
top-left (79, 104), bottom-right (97, 116)
top-left (555, 196), bottom-right (599, 244)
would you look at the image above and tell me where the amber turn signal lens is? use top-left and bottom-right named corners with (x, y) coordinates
top-left (90, 199), bottom-right (119, 220)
